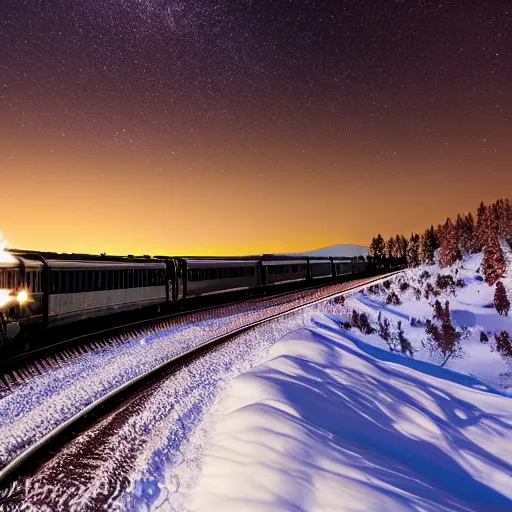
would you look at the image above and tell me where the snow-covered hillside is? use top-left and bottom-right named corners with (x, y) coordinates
top-left (192, 251), bottom-right (512, 511)
top-left (331, 251), bottom-right (512, 391)
top-left (192, 314), bottom-right (512, 511)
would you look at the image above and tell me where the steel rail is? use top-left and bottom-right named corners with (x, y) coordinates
top-left (0, 271), bottom-right (401, 487)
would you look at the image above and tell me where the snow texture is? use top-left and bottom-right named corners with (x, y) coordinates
top-left (192, 314), bottom-right (512, 512)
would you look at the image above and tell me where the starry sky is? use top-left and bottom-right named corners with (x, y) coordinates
top-left (0, 1), bottom-right (510, 256)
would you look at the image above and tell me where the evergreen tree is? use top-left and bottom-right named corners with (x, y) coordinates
top-left (438, 218), bottom-right (462, 268)
top-left (494, 281), bottom-right (510, 316)
top-left (420, 225), bottom-right (438, 264)
top-left (399, 235), bottom-right (408, 259)
top-left (407, 233), bottom-right (420, 267)
top-left (385, 237), bottom-right (396, 259)
top-left (370, 234), bottom-right (385, 258)
top-left (475, 202), bottom-right (488, 252)
top-left (495, 331), bottom-right (512, 358)
top-left (456, 213), bottom-right (474, 254)
top-left (501, 199), bottom-right (512, 244)
top-left (394, 234), bottom-right (402, 258)
top-left (482, 208), bottom-right (507, 285)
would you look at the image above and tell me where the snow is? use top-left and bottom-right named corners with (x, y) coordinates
top-left (192, 314), bottom-right (512, 512)
top-left (331, 251), bottom-right (512, 390)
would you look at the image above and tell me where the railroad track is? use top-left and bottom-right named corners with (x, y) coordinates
top-left (0, 271), bottom-right (401, 505)
top-left (0, 272), bottom-right (390, 376)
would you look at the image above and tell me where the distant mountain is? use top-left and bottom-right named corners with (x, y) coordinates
top-left (287, 244), bottom-right (369, 258)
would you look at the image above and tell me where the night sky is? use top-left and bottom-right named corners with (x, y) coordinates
top-left (1, 1), bottom-right (510, 256)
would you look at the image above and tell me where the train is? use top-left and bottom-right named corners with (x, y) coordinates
top-left (0, 250), bottom-right (405, 343)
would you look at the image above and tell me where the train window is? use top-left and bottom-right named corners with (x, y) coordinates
top-left (51, 272), bottom-right (60, 294)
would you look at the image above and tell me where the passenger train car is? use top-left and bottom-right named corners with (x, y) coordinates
top-left (0, 250), bottom-right (405, 343)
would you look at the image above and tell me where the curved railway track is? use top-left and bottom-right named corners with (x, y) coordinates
top-left (0, 272), bottom-right (400, 508)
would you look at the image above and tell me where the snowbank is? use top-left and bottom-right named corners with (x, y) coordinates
top-left (192, 315), bottom-right (512, 512)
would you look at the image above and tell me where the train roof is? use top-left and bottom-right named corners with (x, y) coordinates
top-left (9, 249), bottom-right (164, 265)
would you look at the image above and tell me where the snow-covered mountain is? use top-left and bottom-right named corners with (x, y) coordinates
top-left (288, 244), bottom-right (369, 258)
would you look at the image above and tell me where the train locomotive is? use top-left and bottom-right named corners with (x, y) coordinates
top-left (0, 250), bottom-right (404, 343)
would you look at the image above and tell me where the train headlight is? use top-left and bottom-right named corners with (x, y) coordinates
top-left (17, 290), bottom-right (29, 305)
top-left (0, 290), bottom-right (12, 307)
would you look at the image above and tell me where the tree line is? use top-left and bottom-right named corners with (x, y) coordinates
top-left (369, 198), bottom-right (512, 285)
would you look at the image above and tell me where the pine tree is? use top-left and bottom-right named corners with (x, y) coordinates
top-left (438, 218), bottom-right (462, 268)
top-left (494, 281), bottom-right (510, 316)
top-left (420, 225), bottom-right (437, 264)
top-left (370, 234), bottom-right (385, 258)
top-left (399, 235), bottom-right (408, 259)
top-left (406, 233), bottom-right (420, 267)
top-left (495, 331), bottom-right (512, 358)
top-left (456, 213), bottom-right (474, 254)
top-left (482, 207), bottom-right (506, 285)
top-left (385, 237), bottom-right (396, 259)
top-left (394, 234), bottom-right (402, 258)
top-left (475, 202), bottom-right (488, 252)
top-left (501, 199), bottom-right (512, 244)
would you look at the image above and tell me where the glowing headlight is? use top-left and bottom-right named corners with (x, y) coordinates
top-left (17, 290), bottom-right (29, 305)
top-left (0, 290), bottom-right (12, 308)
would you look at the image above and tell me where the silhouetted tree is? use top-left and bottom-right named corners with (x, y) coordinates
top-left (370, 234), bottom-right (385, 258)
top-left (385, 237), bottom-right (396, 259)
top-left (494, 281), bottom-right (510, 316)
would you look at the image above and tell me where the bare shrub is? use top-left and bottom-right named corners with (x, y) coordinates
top-left (419, 270), bottom-right (431, 280)
top-left (377, 312), bottom-right (391, 343)
top-left (351, 310), bottom-right (360, 329)
top-left (382, 279), bottom-right (392, 290)
top-left (358, 312), bottom-right (375, 335)
top-left (396, 321), bottom-right (413, 356)
top-left (386, 291), bottom-right (402, 305)
top-left (399, 281), bottom-right (410, 292)
top-left (436, 274), bottom-right (456, 290)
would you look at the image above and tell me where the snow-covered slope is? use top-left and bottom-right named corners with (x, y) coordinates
top-left (334, 250), bottom-right (512, 390)
top-left (288, 244), bottom-right (369, 258)
top-left (192, 314), bottom-right (512, 512)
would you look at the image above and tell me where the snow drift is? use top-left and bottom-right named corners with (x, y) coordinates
top-left (192, 314), bottom-right (512, 512)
